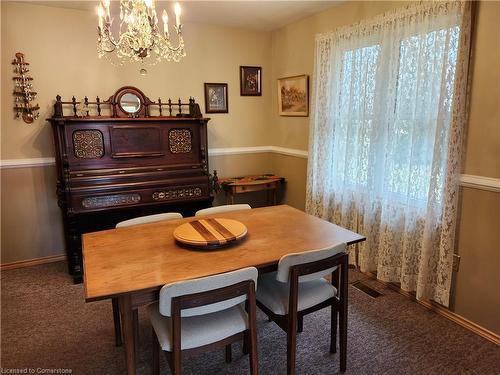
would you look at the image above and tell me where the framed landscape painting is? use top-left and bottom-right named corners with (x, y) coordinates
top-left (240, 66), bottom-right (262, 96)
top-left (277, 75), bottom-right (309, 117)
top-left (204, 83), bottom-right (228, 113)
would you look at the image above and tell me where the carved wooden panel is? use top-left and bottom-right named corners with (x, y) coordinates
top-left (81, 193), bottom-right (141, 209)
top-left (168, 129), bottom-right (192, 154)
top-left (152, 187), bottom-right (202, 201)
top-left (73, 130), bottom-right (104, 159)
top-left (110, 126), bottom-right (163, 158)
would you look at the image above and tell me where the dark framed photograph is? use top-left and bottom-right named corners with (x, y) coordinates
top-left (204, 83), bottom-right (228, 113)
top-left (277, 74), bottom-right (309, 117)
top-left (240, 66), bottom-right (262, 96)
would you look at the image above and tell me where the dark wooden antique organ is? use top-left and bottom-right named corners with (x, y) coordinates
top-left (49, 87), bottom-right (215, 282)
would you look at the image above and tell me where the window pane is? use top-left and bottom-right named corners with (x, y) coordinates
top-left (335, 44), bottom-right (380, 188)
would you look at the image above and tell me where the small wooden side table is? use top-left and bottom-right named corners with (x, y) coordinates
top-left (218, 174), bottom-right (285, 205)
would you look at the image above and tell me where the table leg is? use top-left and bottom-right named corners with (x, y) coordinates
top-left (119, 294), bottom-right (136, 375)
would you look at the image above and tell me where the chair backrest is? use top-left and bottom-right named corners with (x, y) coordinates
top-left (276, 243), bottom-right (347, 283)
top-left (159, 267), bottom-right (258, 317)
top-left (116, 212), bottom-right (183, 228)
top-left (195, 204), bottom-right (252, 217)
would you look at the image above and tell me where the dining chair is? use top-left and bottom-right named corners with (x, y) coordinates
top-left (112, 212), bottom-right (183, 346)
top-left (148, 267), bottom-right (259, 375)
top-left (256, 243), bottom-right (349, 375)
top-left (115, 212), bottom-right (183, 228)
top-left (195, 204), bottom-right (252, 216)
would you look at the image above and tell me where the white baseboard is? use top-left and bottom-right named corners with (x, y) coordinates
top-left (1, 254), bottom-right (67, 270)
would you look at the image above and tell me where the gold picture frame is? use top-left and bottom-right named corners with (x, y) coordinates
top-left (277, 74), bottom-right (309, 117)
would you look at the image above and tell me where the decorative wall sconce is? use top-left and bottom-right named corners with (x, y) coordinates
top-left (12, 52), bottom-right (39, 123)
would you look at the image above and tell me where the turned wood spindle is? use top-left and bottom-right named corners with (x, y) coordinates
top-left (84, 96), bottom-right (89, 116)
top-left (72, 96), bottom-right (77, 116)
top-left (96, 96), bottom-right (101, 116)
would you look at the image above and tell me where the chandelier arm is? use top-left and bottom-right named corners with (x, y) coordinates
top-left (100, 24), bottom-right (120, 49)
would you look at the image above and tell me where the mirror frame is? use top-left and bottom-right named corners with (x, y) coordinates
top-left (111, 86), bottom-right (151, 118)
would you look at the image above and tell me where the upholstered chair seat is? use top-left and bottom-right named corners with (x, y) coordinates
top-left (257, 272), bottom-right (336, 315)
top-left (148, 303), bottom-right (248, 351)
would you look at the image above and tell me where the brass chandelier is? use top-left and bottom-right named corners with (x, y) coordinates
top-left (97, 0), bottom-right (186, 64)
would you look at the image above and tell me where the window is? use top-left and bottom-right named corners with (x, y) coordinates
top-left (332, 26), bottom-right (460, 206)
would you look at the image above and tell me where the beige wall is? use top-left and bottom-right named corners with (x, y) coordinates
top-left (453, 188), bottom-right (500, 334)
top-left (1, 1), bottom-right (272, 160)
top-left (270, 1), bottom-right (500, 334)
top-left (452, 1), bottom-right (500, 334)
top-left (273, 155), bottom-right (308, 210)
top-left (463, 2), bottom-right (500, 177)
top-left (1, 166), bottom-right (65, 263)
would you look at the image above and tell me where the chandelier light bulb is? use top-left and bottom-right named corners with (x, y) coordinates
top-left (162, 9), bottom-right (169, 36)
top-left (144, 0), bottom-right (153, 8)
top-left (97, 4), bottom-right (105, 29)
top-left (174, 2), bottom-right (181, 26)
top-left (102, 0), bottom-right (110, 17)
top-left (97, 4), bottom-right (105, 17)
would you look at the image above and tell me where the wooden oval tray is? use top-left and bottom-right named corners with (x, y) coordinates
top-left (173, 218), bottom-right (247, 249)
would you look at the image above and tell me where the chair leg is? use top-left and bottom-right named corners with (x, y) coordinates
top-left (242, 330), bottom-right (249, 355)
top-left (225, 344), bottom-right (232, 363)
top-left (247, 288), bottom-right (259, 375)
top-left (339, 256), bottom-right (348, 372)
top-left (133, 309), bottom-right (139, 355)
top-left (112, 297), bottom-right (122, 347)
top-left (297, 315), bottom-right (303, 333)
top-left (339, 303), bottom-right (347, 372)
top-left (248, 328), bottom-right (259, 375)
top-left (287, 317), bottom-right (297, 375)
top-left (152, 328), bottom-right (160, 375)
top-left (330, 305), bottom-right (337, 354)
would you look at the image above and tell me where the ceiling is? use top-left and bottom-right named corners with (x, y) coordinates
top-left (18, 1), bottom-right (341, 31)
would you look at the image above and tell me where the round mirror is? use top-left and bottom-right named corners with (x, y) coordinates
top-left (119, 93), bottom-right (141, 114)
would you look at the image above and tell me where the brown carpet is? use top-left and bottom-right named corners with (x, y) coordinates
top-left (1, 261), bottom-right (499, 374)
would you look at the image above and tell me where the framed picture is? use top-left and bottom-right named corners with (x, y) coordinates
top-left (277, 74), bottom-right (309, 117)
top-left (204, 83), bottom-right (228, 113)
top-left (240, 66), bottom-right (262, 96)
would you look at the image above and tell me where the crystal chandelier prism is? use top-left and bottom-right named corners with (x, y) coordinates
top-left (97, 0), bottom-right (186, 64)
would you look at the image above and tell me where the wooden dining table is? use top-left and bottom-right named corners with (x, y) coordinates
top-left (82, 205), bottom-right (366, 375)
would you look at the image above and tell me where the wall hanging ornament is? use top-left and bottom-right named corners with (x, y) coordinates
top-left (12, 52), bottom-right (39, 123)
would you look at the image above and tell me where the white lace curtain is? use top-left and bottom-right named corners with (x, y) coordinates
top-left (306, 1), bottom-right (472, 306)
